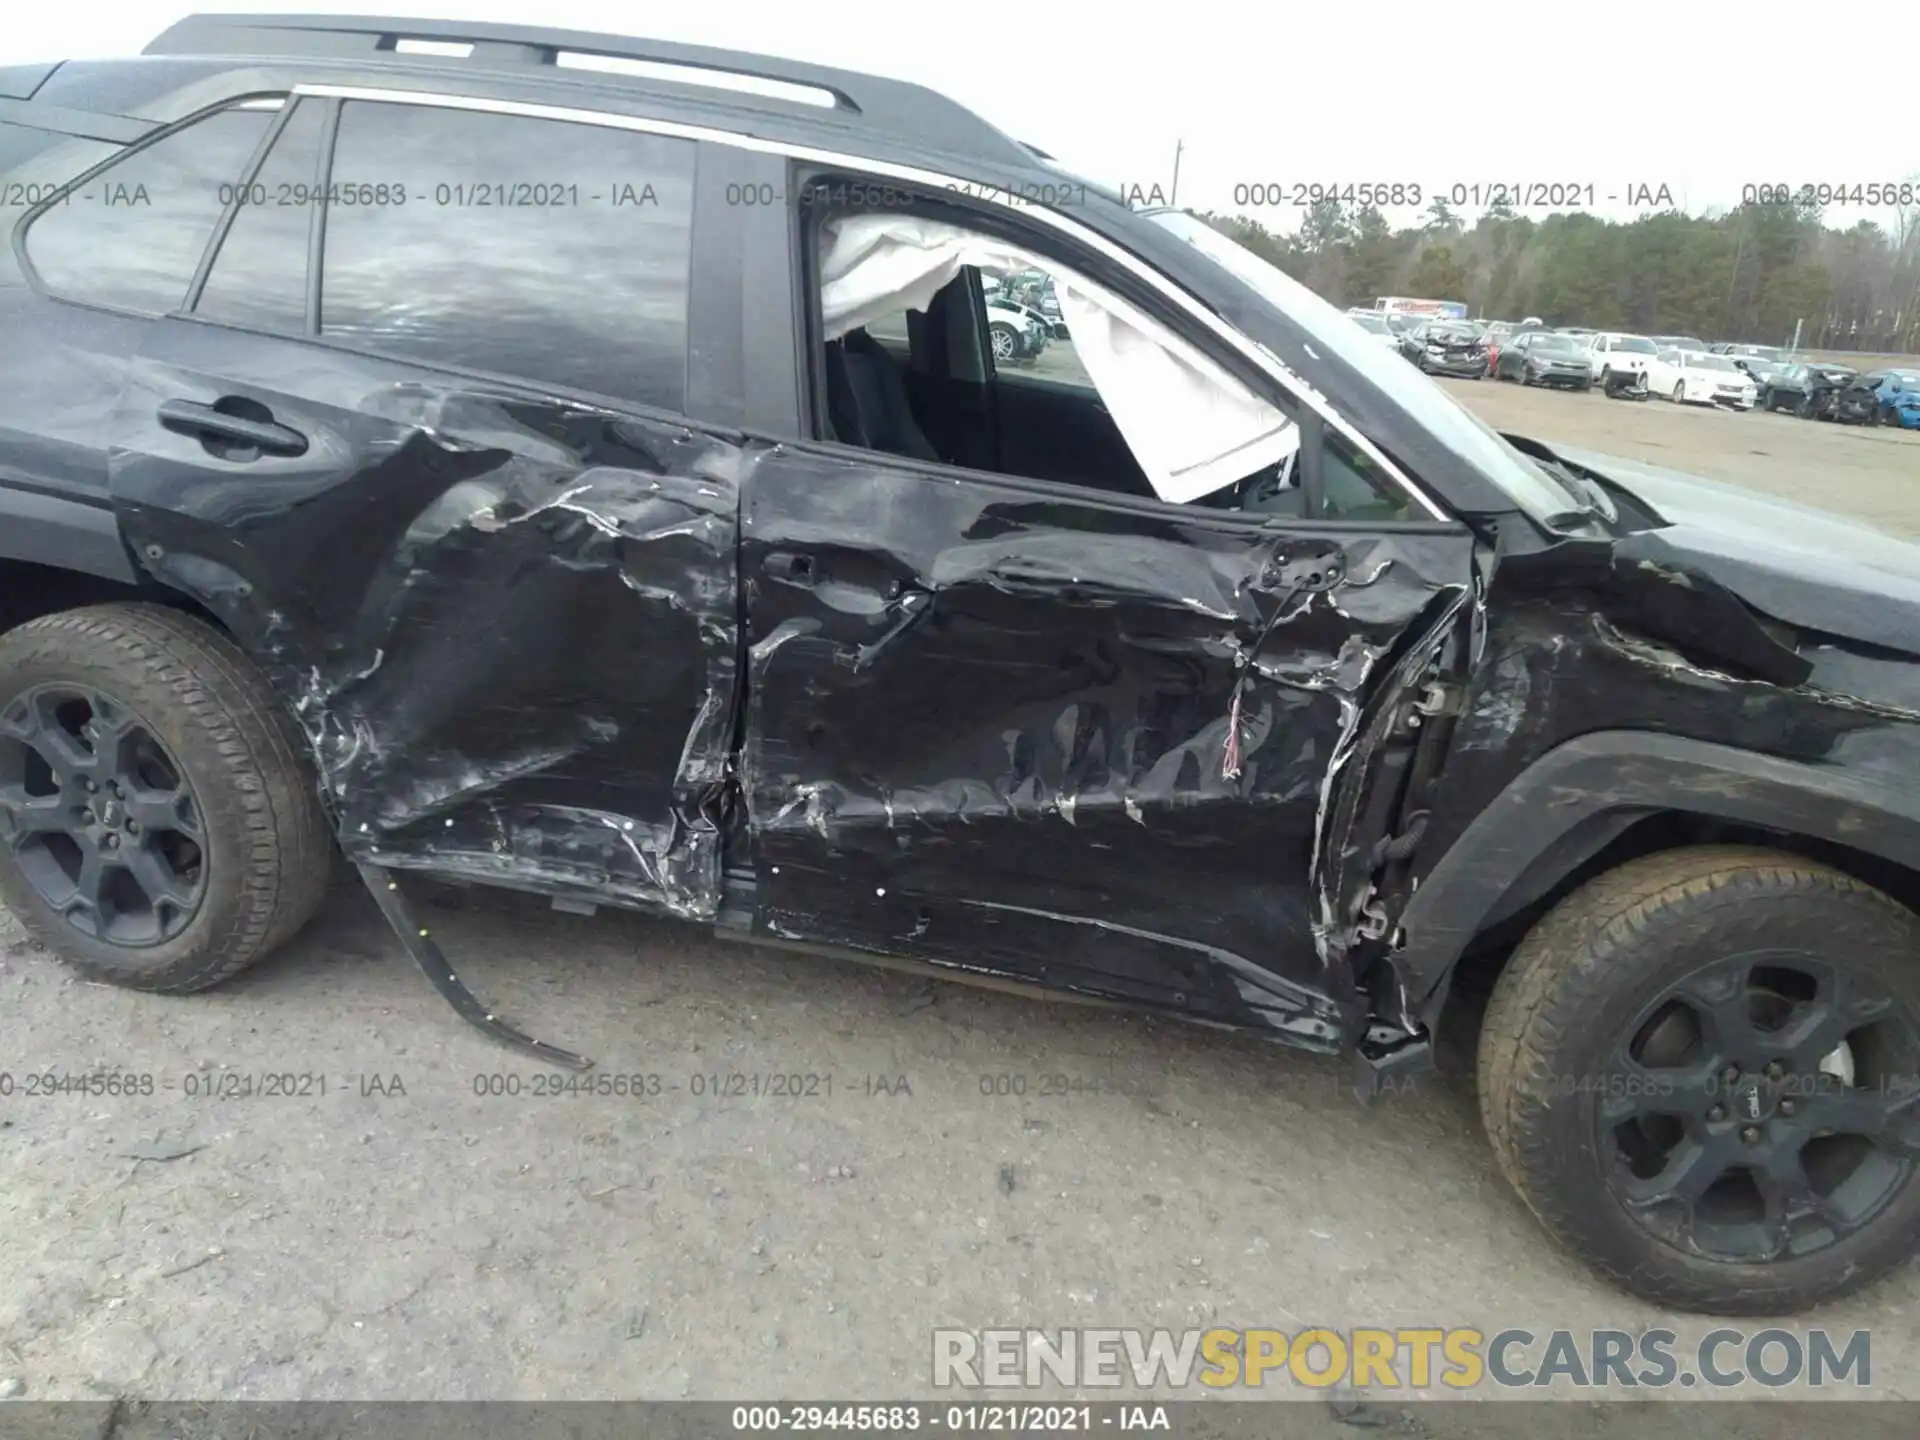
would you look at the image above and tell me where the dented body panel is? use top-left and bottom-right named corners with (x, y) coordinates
top-left (6, 45), bottom-right (1920, 1073)
top-left (108, 321), bottom-right (742, 920)
top-left (738, 444), bottom-right (1474, 1043)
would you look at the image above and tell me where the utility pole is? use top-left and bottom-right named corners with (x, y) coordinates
top-left (1169, 139), bottom-right (1184, 208)
top-left (1790, 317), bottom-right (1802, 356)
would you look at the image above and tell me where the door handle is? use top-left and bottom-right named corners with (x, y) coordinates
top-left (157, 398), bottom-right (309, 458)
top-left (764, 550), bottom-right (816, 585)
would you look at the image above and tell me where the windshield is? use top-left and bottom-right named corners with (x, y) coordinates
top-left (1690, 354), bottom-right (1738, 372)
top-left (1530, 336), bottom-right (1582, 354)
top-left (1888, 371), bottom-right (1920, 386)
top-left (1144, 210), bottom-right (1585, 521)
top-left (1614, 336), bottom-right (1657, 354)
top-left (1351, 312), bottom-right (1391, 333)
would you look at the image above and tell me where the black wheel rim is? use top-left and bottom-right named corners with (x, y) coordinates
top-left (0, 684), bottom-right (207, 946)
top-left (1597, 950), bottom-right (1920, 1263)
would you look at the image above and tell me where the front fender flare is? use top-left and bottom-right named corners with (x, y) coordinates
top-left (1392, 730), bottom-right (1920, 1022)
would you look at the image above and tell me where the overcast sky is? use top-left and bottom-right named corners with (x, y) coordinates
top-left (6, 2), bottom-right (1915, 233)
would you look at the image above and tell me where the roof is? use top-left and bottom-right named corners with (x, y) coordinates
top-left (142, 14), bottom-right (1042, 171)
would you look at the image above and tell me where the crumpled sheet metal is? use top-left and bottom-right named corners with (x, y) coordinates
top-left (739, 447), bottom-right (1471, 1039)
top-left (120, 391), bottom-right (744, 922)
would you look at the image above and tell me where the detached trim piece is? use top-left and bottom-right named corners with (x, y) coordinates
top-left (0, 484), bottom-right (138, 582)
top-left (1393, 730), bottom-right (1920, 1011)
top-left (354, 861), bottom-right (592, 1070)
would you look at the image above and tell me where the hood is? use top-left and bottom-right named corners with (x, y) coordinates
top-left (1546, 443), bottom-right (1920, 655)
top-left (1527, 348), bottom-right (1587, 366)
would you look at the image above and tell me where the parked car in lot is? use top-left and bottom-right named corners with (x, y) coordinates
top-left (7, 12), bottom-right (1920, 1321)
top-left (1833, 369), bottom-right (1920, 427)
top-left (1650, 334), bottom-right (1709, 353)
top-left (1730, 355), bottom-right (1787, 392)
top-left (1399, 319), bottom-right (1489, 377)
top-left (1647, 349), bottom-right (1758, 409)
top-left (1710, 343), bottom-right (1787, 363)
top-left (985, 296), bottom-right (1049, 362)
top-left (1347, 309), bottom-right (1402, 350)
top-left (1758, 362), bottom-right (1857, 418)
top-left (1581, 332), bottom-right (1658, 385)
top-left (1495, 331), bottom-right (1593, 388)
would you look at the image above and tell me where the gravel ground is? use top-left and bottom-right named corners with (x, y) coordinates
top-left (3, 381), bottom-right (1918, 1420)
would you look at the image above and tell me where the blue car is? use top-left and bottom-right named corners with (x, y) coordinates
top-left (1876, 370), bottom-right (1920, 429)
top-left (1832, 368), bottom-right (1920, 427)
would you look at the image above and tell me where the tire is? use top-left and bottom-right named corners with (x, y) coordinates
top-left (1478, 845), bottom-right (1920, 1314)
top-left (1600, 365), bottom-right (1612, 387)
top-left (988, 323), bottom-right (1019, 363)
top-left (1797, 395), bottom-right (1814, 419)
top-left (1673, 382), bottom-right (1686, 403)
top-left (0, 604), bottom-right (332, 992)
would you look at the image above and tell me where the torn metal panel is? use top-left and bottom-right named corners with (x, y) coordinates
top-left (1542, 444), bottom-right (1920, 656)
top-left (1377, 547), bottom-right (1920, 1029)
top-left (737, 440), bottom-right (1475, 1035)
top-left (109, 329), bottom-right (744, 922)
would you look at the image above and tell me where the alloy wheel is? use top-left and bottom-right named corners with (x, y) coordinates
top-left (1598, 951), bottom-right (1920, 1264)
top-left (0, 684), bottom-right (207, 945)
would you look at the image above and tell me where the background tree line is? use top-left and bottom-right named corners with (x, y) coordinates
top-left (1196, 190), bottom-right (1920, 353)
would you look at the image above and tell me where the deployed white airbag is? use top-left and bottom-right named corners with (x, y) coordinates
top-left (818, 214), bottom-right (1298, 504)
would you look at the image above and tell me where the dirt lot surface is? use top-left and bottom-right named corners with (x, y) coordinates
top-left (1436, 376), bottom-right (1920, 537)
top-left (3, 379), bottom-right (1919, 1424)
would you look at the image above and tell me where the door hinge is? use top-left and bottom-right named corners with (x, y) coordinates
top-left (1262, 549), bottom-right (1346, 591)
top-left (1354, 896), bottom-right (1394, 942)
top-left (1397, 679), bottom-right (1455, 733)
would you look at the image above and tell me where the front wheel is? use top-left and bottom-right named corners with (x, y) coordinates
top-left (988, 323), bottom-right (1019, 363)
top-left (1673, 382), bottom-right (1687, 403)
top-left (1478, 846), bottom-right (1920, 1314)
top-left (0, 604), bottom-right (333, 992)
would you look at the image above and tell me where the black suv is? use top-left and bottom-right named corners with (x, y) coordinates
top-left (4, 15), bottom-right (1920, 1317)
top-left (1760, 361), bottom-right (1857, 419)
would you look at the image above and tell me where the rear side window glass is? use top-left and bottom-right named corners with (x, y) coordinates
top-left (319, 101), bottom-right (696, 410)
top-left (23, 106), bottom-right (275, 314)
top-left (195, 99), bottom-right (327, 333)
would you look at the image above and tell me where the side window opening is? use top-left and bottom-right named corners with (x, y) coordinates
top-left (313, 100), bottom-right (695, 410)
top-left (21, 100), bottom-right (282, 315)
top-left (807, 201), bottom-right (1416, 520)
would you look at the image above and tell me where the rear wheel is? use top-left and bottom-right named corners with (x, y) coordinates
top-left (988, 323), bottom-right (1019, 363)
top-left (1673, 381), bottom-right (1687, 403)
top-left (0, 605), bottom-right (332, 992)
top-left (1478, 846), bottom-right (1920, 1313)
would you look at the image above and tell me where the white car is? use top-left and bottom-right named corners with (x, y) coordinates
top-left (985, 298), bottom-right (1048, 361)
top-left (1646, 349), bottom-right (1758, 409)
top-left (1583, 332), bottom-right (1659, 383)
top-left (1346, 310), bottom-right (1401, 349)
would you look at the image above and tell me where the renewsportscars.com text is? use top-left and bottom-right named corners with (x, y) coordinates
top-left (932, 1326), bottom-right (1870, 1391)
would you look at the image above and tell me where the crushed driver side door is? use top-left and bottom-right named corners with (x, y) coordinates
top-left (737, 440), bottom-right (1475, 1048)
